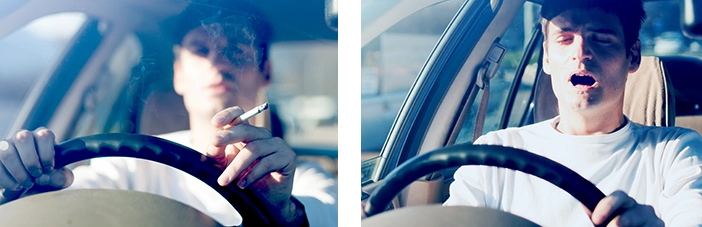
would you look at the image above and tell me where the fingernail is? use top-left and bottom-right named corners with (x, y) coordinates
top-left (237, 179), bottom-right (246, 189)
top-left (29, 167), bottom-right (42, 178)
top-left (37, 174), bottom-right (50, 185)
top-left (23, 181), bottom-right (33, 189)
top-left (14, 185), bottom-right (23, 191)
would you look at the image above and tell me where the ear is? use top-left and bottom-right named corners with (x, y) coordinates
top-left (261, 59), bottom-right (271, 87)
top-left (627, 40), bottom-right (642, 73)
top-left (542, 42), bottom-right (552, 75)
top-left (173, 60), bottom-right (186, 95)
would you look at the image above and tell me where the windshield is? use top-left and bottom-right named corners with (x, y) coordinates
top-left (0, 1), bottom-right (338, 154)
top-left (361, 0), bottom-right (702, 184)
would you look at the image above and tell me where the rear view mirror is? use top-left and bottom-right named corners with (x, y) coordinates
top-left (325, 0), bottom-right (338, 31)
top-left (682, 0), bottom-right (702, 39)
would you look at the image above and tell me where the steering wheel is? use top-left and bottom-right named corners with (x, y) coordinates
top-left (362, 144), bottom-right (621, 227)
top-left (0, 133), bottom-right (277, 226)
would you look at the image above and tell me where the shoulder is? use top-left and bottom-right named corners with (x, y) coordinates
top-left (630, 123), bottom-right (702, 143)
top-left (630, 124), bottom-right (702, 158)
top-left (474, 119), bottom-right (553, 146)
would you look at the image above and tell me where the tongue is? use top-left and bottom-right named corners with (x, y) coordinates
top-left (572, 76), bottom-right (595, 86)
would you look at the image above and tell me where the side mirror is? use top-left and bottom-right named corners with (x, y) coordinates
top-left (325, 0), bottom-right (338, 32)
top-left (682, 0), bottom-right (702, 39)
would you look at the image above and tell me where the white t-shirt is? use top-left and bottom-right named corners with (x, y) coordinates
top-left (69, 130), bottom-right (338, 226)
top-left (444, 117), bottom-right (702, 226)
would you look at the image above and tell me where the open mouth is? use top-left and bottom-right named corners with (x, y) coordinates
top-left (570, 74), bottom-right (596, 87)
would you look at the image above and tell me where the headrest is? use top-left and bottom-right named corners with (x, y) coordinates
top-left (533, 56), bottom-right (675, 127)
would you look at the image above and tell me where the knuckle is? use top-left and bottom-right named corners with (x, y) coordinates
top-left (34, 128), bottom-right (55, 142)
top-left (243, 141), bottom-right (263, 153)
top-left (0, 145), bottom-right (14, 161)
top-left (13, 130), bottom-right (31, 143)
top-left (257, 158), bottom-right (273, 170)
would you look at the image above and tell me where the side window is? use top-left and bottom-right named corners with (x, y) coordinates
top-left (361, 0), bottom-right (463, 154)
top-left (69, 33), bottom-right (143, 137)
top-left (454, 2), bottom-right (541, 144)
top-left (0, 12), bottom-right (88, 136)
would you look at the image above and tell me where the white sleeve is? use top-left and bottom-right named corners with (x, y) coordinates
top-left (291, 161), bottom-right (338, 227)
top-left (658, 130), bottom-right (702, 226)
top-left (67, 157), bottom-right (137, 190)
top-left (443, 133), bottom-right (502, 208)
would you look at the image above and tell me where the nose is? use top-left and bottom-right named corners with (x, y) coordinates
top-left (207, 50), bottom-right (235, 72)
top-left (571, 36), bottom-right (593, 62)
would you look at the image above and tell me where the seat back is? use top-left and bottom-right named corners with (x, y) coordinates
top-left (533, 56), bottom-right (676, 127)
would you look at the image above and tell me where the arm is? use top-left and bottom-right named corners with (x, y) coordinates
top-left (591, 130), bottom-right (702, 227)
top-left (68, 157), bottom-right (136, 190)
top-left (444, 134), bottom-right (502, 208)
top-left (657, 130), bottom-right (702, 226)
top-left (291, 161), bottom-right (338, 226)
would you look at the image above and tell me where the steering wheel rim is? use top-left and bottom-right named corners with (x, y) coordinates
top-left (5, 133), bottom-right (276, 226)
top-left (363, 144), bottom-right (616, 226)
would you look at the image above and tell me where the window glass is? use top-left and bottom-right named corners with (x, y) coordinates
top-left (360, 0), bottom-right (463, 183)
top-left (70, 33), bottom-right (143, 137)
top-left (268, 41), bottom-right (338, 150)
top-left (361, 0), bottom-right (463, 154)
top-left (455, 2), bottom-right (541, 144)
top-left (641, 1), bottom-right (701, 58)
top-left (0, 12), bottom-right (88, 136)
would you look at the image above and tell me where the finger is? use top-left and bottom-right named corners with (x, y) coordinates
top-left (239, 147), bottom-right (296, 189)
top-left (212, 124), bottom-right (272, 147)
top-left (0, 140), bottom-right (32, 189)
top-left (211, 106), bottom-right (245, 128)
top-left (33, 128), bottom-right (55, 173)
top-left (616, 204), bottom-right (658, 227)
top-left (13, 130), bottom-right (42, 178)
top-left (205, 144), bottom-right (243, 170)
top-left (592, 191), bottom-right (636, 225)
top-left (217, 143), bottom-right (263, 186)
top-left (0, 162), bottom-right (21, 190)
top-left (48, 167), bottom-right (73, 189)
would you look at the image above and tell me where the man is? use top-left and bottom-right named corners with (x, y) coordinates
top-left (444, 0), bottom-right (702, 226)
top-left (0, 3), bottom-right (337, 227)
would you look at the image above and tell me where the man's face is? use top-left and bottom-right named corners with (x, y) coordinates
top-left (174, 24), bottom-right (269, 118)
top-left (542, 9), bottom-right (640, 114)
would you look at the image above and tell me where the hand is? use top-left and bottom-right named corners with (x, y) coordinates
top-left (0, 128), bottom-right (74, 202)
top-left (208, 106), bottom-right (303, 225)
top-left (590, 190), bottom-right (664, 227)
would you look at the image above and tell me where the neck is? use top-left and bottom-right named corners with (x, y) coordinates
top-left (556, 108), bottom-right (626, 135)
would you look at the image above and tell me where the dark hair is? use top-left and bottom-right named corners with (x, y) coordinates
top-left (175, 2), bottom-right (273, 71)
top-left (540, 0), bottom-right (646, 50)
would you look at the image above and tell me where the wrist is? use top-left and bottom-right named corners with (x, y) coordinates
top-left (273, 196), bottom-right (309, 227)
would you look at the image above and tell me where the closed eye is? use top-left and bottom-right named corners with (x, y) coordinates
top-left (592, 36), bottom-right (612, 44)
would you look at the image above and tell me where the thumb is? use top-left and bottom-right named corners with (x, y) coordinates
top-left (35, 167), bottom-right (73, 189)
top-left (205, 144), bottom-right (229, 167)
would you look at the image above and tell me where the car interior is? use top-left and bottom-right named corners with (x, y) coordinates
top-left (362, 0), bottom-right (702, 225)
top-left (0, 0), bottom-right (337, 225)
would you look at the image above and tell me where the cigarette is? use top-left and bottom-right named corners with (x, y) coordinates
top-left (223, 102), bottom-right (269, 129)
